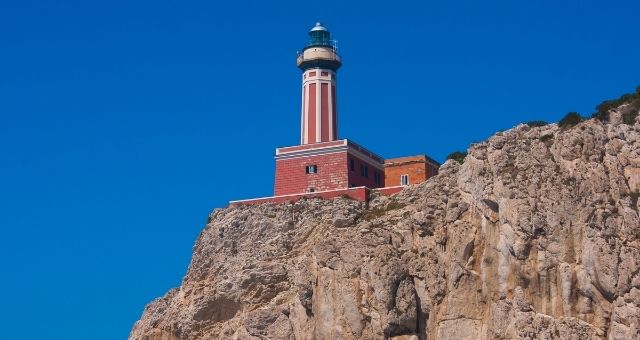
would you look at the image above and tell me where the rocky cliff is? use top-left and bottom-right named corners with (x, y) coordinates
top-left (131, 105), bottom-right (640, 340)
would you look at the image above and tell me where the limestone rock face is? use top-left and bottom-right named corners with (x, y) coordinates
top-left (131, 107), bottom-right (640, 340)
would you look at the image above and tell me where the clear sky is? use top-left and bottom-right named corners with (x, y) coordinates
top-left (1, 0), bottom-right (638, 339)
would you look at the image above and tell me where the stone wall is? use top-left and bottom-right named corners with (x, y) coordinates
top-left (274, 151), bottom-right (349, 195)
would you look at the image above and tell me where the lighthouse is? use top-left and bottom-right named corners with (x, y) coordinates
top-left (297, 23), bottom-right (340, 144)
top-left (230, 23), bottom-right (440, 205)
top-left (270, 23), bottom-right (388, 196)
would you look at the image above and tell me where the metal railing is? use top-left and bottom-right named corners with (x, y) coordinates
top-left (297, 39), bottom-right (338, 53)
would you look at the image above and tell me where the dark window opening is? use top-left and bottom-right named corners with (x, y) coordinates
top-left (350, 158), bottom-right (355, 171)
top-left (309, 187), bottom-right (316, 192)
top-left (360, 164), bottom-right (369, 178)
top-left (374, 171), bottom-right (381, 185)
top-left (305, 165), bottom-right (318, 174)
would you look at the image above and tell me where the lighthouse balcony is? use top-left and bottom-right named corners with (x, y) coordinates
top-left (297, 48), bottom-right (341, 70)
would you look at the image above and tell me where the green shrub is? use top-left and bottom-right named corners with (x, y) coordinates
top-left (622, 110), bottom-right (639, 125)
top-left (539, 134), bottom-right (554, 144)
top-left (446, 151), bottom-right (467, 164)
top-left (385, 201), bottom-right (406, 211)
top-left (558, 112), bottom-right (583, 128)
top-left (592, 85), bottom-right (640, 122)
top-left (526, 121), bottom-right (549, 127)
top-left (591, 108), bottom-right (610, 122)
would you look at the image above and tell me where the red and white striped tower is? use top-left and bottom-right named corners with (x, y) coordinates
top-left (297, 23), bottom-right (342, 144)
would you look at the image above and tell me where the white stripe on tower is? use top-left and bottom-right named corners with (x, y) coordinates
top-left (304, 81), bottom-right (309, 144)
top-left (328, 76), bottom-right (334, 140)
top-left (300, 81), bottom-right (305, 144)
top-left (315, 78), bottom-right (321, 143)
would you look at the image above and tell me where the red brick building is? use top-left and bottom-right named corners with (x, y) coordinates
top-left (274, 140), bottom-right (385, 196)
top-left (231, 23), bottom-right (438, 205)
top-left (385, 155), bottom-right (440, 187)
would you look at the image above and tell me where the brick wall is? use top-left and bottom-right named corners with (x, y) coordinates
top-left (346, 152), bottom-right (385, 189)
top-left (274, 151), bottom-right (349, 195)
top-left (384, 155), bottom-right (439, 187)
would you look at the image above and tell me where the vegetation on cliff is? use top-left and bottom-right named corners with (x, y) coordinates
top-left (592, 86), bottom-right (640, 123)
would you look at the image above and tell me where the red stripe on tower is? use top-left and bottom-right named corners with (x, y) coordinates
top-left (331, 84), bottom-right (337, 139)
top-left (308, 83), bottom-right (317, 143)
top-left (321, 83), bottom-right (329, 141)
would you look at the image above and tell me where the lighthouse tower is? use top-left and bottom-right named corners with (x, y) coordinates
top-left (272, 22), bottom-right (387, 196)
top-left (297, 23), bottom-right (341, 144)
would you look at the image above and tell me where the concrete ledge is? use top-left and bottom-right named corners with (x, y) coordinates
top-left (230, 187), bottom-right (369, 206)
top-left (229, 185), bottom-right (408, 206)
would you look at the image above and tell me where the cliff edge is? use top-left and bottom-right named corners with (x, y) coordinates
top-left (131, 105), bottom-right (640, 339)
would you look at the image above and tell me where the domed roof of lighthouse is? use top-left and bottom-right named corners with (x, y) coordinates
top-left (310, 22), bottom-right (328, 32)
top-left (307, 22), bottom-right (333, 48)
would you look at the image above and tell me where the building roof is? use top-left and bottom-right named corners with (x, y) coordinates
top-left (310, 22), bottom-right (328, 32)
top-left (384, 154), bottom-right (441, 166)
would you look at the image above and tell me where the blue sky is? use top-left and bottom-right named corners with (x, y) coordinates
top-left (1, 0), bottom-right (638, 339)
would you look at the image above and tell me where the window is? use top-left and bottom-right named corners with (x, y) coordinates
top-left (305, 165), bottom-right (318, 174)
top-left (350, 158), bottom-right (355, 171)
top-left (360, 164), bottom-right (369, 178)
top-left (401, 174), bottom-right (409, 186)
top-left (374, 171), bottom-right (381, 185)
top-left (309, 187), bottom-right (316, 192)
